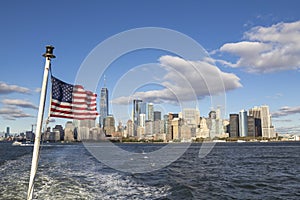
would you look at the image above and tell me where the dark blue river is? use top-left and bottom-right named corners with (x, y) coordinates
top-left (0, 141), bottom-right (299, 199)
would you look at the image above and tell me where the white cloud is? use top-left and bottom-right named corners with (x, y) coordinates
top-left (1, 99), bottom-right (38, 109)
top-left (266, 93), bottom-right (283, 99)
top-left (0, 81), bottom-right (30, 94)
top-left (35, 88), bottom-right (42, 93)
top-left (272, 106), bottom-right (300, 118)
top-left (112, 55), bottom-right (242, 104)
top-left (275, 125), bottom-right (300, 134)
top-left (0, 106), bottom-right (33, 120)
top-left (218, 20), bottom-right (300, 73)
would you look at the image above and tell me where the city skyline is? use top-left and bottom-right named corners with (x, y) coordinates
top-left (1, 96), bottom-right (278, 142)
top-left (0, 1), bottom-right (300, 135)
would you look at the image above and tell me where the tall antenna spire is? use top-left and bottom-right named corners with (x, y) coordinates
top-left (104, 75), bottom-right (106, 87)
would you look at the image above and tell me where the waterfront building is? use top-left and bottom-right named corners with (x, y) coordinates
top-left (100, 87), bottom-right (109, 127)
top-left (181, 124), bottom-right (191, 142)
top-left (209, 110), bottom-right (216, 119)
top-left (153, 120), bottom-right (164, 134)
top-left (77, 126), bottom-right (89, 141)
top-left (126, 119), bottom-right (134, 137)
top-left (206, 116), bottom-right (216, 138)
top-left (26, 131), bottom-right (34, 141)
top-left (90, 127), bottom-right (103, 140)
top-left (223, 119), bottom-right (230, 134)
top-left (49, 129), bottom-right (60, 142)
top-left (249, 105), bottom-right (275, 138)
top-left (215, 107), bottom-right (221, 120)
top-left (154, 133), bottom-right (166, 141)
top-left (139, 113), bottom-right (146, 127)
top-left (139, 102), bottom-right (147, 115)
top-left (133, 99), bottom-right (142, 124)
top-left (198, 117), bottom-right (210, 138)
top-left (206, 109), bottom-right (225, 138)
top-left (54, 125), bottom-right (64, 140)
top-left (104, 115), bottom-right (115, 136)
top-left (229, 114), bottom-right (239, 137)
top-left (247, 116), bottom-right (255, 137)
top-left (167, 113), bottom-right (179, 141)
top-left (145, 120), bottom-right (153, 135)
top-left (74, 119), bottom-right (95, 140)
top-left (182, 108), bottom-right (200, 127)
top-left (239, 109), bottom-right (248, 137)
top-left (163, 114), bottom-right (169, 134)
top-left (64, 121), bottom-right (75, 142)
top-left (154, 111), bottom-right (161, 121)
top-left (117, 121), bottom-right (124, 133)
top-left (170, 118), bottom-right (182, 140)
top-left (132, 99), bottom-right (142, 136)
top-left (6, 127), bottom-right (10, 138)
top-left (137, 126), bottom-right (145, 139)
top-left (260, 105), bottom-right (275, 138)
top-left (74, 119), bottom-right (95, 129)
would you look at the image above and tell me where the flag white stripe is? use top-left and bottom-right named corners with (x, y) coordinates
top-left (51, 99), bottom-right (97, 108)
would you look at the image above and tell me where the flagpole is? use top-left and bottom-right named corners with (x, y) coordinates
top-left (27, 46), bottom-right (55, 200)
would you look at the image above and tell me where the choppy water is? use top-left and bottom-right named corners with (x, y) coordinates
top-left (0, 141), bottom-right (299, 199)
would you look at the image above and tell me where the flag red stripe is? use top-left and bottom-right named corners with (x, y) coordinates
top-left (50, 114), bottom-right (97, 120)
top-left (73, 91), bottom-right (97, 97)
top-left (51, 102), bottom-right (97, 109)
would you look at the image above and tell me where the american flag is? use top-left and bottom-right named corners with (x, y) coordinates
top-left (50, 76), bottom-right (98, 120)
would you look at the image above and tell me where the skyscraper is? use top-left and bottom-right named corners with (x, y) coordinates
top-left (126, 119), bottom-right (134, 137)
top-left (154, 111), bottom-right (161, 121)
top-left (249, 105), bottom-right (275, 138)
top-left (239, 109), bottom-right (248, 137)
top-left (247, 116), bottom-right (255, 137)
top-left (148, 103), bottom-right (154, 121)
top-left (182, 108), bottom-right (200, 126)
top-left (133, 99), bottom-right (143, 125)
top-left (139, 102), bottom-right (147, 115)
top-left (249, 106), bottom-right (262, 137)
top-left (139, 113), bottom-right (146, 127)
top-left (104, 115), bottom-right (115, 136)
top-left (229, 114), bottom-right (239, 137)
top-left (100, 87), bottom-right (108, 127)
top-left (5, 127), bottom-right (10, 138)
top-left (132, 99), bottom-right (142, 136)
top-left (260, 105), bottom-right (273, 138)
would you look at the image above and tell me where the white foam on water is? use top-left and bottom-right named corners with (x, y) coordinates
top-left (34, 171), bottom-right (170, 199)
top-left (31, 148), bottom-right (170, 200)
top-left (0, 145), bottom-right (171, 199)
top-left (0, 154), bottom-right (32, 199)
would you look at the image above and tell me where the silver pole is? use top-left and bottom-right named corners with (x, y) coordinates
top-left (27, 46), bottom-right (55, 200)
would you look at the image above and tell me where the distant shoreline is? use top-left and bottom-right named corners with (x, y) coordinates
top-left (2, 139), bottom-right (300, 146)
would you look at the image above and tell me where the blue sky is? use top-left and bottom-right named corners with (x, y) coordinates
top-left (0, 0), bottom-right (300, 135)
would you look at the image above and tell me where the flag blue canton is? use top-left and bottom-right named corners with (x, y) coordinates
top-left (51, 77), bottom-right (74, 103)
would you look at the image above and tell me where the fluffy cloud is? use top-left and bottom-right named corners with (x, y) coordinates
top-left (275, 125), bottom-right (300, 134)
top-left (1, 99), bottom-right (38, 109)
top-left (218, 20), bottom-right (300, 73)
top-left (112, 55), bottom-right (242, 104)
top-left (0, 106), bottom-right (33, 120)
top-left (0, 81), bottom-right (30, 94)
top-left (272, 106), bottom-right (300, 118)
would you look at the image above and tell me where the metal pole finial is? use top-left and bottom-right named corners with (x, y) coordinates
top-left (42, 45), bottom-right (56, 58)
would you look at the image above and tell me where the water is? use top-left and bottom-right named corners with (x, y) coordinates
top-left (0, 141), bottom-right (299, 199)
